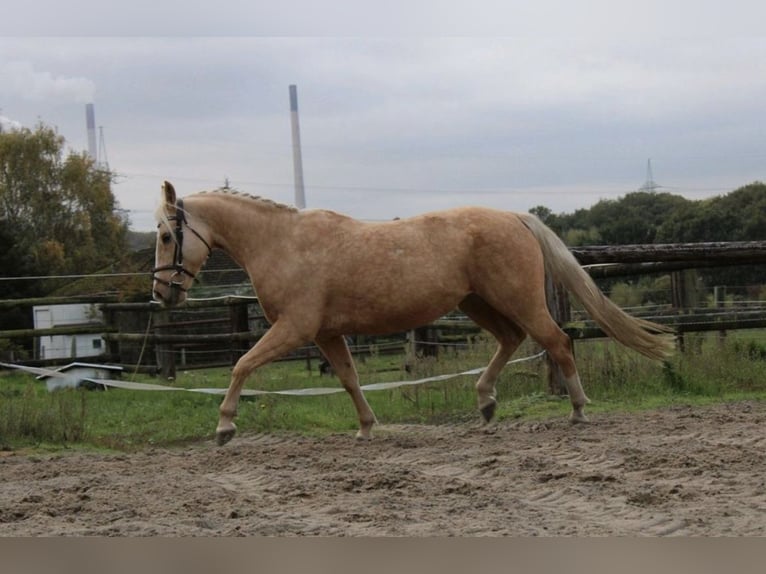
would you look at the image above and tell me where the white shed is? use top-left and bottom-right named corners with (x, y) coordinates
top-left (33, 303), bottom-right (105, 360)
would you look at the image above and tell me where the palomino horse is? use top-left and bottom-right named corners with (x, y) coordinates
top-left (153, 181), bottom-right (674, 446)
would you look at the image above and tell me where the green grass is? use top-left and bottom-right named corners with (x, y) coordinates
top-left (1, 331), bottom-right (765, 452)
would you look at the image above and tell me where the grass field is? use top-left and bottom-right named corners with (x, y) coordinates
top-left (1, 331), bottom-right (765, 452)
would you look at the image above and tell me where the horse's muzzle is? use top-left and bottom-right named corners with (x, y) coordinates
top-left (152, 279), bottom-right (186, 307)
top-left (151, 263), bottom-right (196, 307)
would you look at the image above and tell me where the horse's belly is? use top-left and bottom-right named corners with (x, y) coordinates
top-left (323, 285), bottom-right (465, 335)
top-left (318, 243), bottom-right (472, 335)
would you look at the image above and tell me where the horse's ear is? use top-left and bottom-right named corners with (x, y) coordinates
top-left (162, 181), bottom-right (177, 207)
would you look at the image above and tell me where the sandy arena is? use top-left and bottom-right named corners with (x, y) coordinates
top-left (1, 401), bottom-right (765, 536)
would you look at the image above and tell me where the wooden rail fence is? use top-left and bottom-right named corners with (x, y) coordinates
top-left (0, 241), bottom-right (764, 385)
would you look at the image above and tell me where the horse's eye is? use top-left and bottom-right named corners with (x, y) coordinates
top-left (161, 232), bottom-right (172, 245)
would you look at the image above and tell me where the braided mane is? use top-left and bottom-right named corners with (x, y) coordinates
top-left (198, 188), bottom-right (298, 213)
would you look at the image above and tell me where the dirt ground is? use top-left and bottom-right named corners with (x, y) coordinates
top-left (1, 401), bottom-right (765, 536)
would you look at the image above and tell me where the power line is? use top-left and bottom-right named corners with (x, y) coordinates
top-left (114, 170), bottom-right (749, 199)
top-left (0, 269), bottom-right (247, 283)
top-left (114, 173), bottom-right (645, 197)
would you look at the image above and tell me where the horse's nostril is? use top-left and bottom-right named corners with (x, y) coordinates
top-left (153, 289), bottom-right (165, 303)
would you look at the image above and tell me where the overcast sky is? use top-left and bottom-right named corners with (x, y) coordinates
top-left (2, 4), bottom-right (766, 230)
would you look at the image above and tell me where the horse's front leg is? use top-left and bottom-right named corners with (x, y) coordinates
top-left (216, 321), bottom-right (307, 446)
top-left (315, 334), bottom-right (377, 439)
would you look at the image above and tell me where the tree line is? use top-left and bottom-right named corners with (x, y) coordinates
top-left (530, 182), bottom-right (766, 300)
top-left (0, 122), bottom-right (129, 300)
top-left (530, 182), bottom-right (766, 246)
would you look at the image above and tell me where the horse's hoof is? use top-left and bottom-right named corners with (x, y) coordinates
top-left (216, 423), bottom-right (237, 446)
top-left (569, 411), bottom-right (590, 425)
top-left (355, 430), bottom-right (373, 441)
top-left (480, 401), bottom-right (497, 422)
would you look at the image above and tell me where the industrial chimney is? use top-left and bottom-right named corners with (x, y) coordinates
top-left (289, 85), bottom-right (306, 209)
top-left (85, 103), bottom-right (97, 161)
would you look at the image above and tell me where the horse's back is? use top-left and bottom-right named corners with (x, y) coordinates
top-left (297, 206), bottom-right (543, 335)
top-left (298, 205), bottom-right (539, 282)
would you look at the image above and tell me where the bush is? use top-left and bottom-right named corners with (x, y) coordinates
top-left (0, 382), bottom-right (86, 448)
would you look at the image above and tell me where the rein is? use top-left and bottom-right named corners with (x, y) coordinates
top-left (152, 198), bottom-right (213, 292)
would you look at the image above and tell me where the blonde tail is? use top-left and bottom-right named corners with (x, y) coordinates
top-left (517, 213), bottom-right (675, 361)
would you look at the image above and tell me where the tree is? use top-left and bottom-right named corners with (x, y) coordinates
top-left (578, 192), bottom-right (691, 245)
top-left (0, 122), bottom-right (128, 287)
top-left (655, 184), bottom-right (766, 243)
top-left (707, 182), bottom-right (766, 241)
top-left (532, 182), bottom-right (766, 291)
top-left (528, 205), bottom-right (560, 231)
top-left (0, 218), bottom-right (41, 299)
top-left (654, 182), bottom-right (766, 286)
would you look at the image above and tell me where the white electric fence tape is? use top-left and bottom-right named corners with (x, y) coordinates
top-left (1, 351), bottom-right (545, 397)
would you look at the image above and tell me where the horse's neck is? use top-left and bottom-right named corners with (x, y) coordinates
top-left (191, 194), bottom-right (295, 266)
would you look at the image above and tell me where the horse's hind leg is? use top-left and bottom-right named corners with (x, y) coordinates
top-left (473, 283), bottom-right (590, 423)
top-left (504, 306), bottom-right (590, 423)
top-left (458, 294), bottom-right (527, 422)
top-left (315, 335), bottom-right (377, 439)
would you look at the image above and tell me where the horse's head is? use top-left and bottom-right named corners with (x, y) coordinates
top-left (152, 181), bottom-right (213, 307)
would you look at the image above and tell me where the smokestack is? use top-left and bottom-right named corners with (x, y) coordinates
top-left (85, 103), bottom-right (97, 161)
top-left (289, 85), bottom-right (306, 209)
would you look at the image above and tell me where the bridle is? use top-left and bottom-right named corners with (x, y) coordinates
top-left (152, 198), bottom-right (213, 293)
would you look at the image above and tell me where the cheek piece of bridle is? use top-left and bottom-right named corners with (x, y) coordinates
top-left (152, 199), bottom-right (213, 294)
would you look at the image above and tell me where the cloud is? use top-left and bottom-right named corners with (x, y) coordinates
top-left (0, 61), bottom-right (95, 104)
top-left (0, 115), bottom-right (23, 131)
top-left (4, 0), bottom-right (766, 36)
top-left (1, 36), bottom-right (764, 230)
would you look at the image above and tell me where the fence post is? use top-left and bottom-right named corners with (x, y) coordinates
top-left (414, 325), bottom-right (439, 358)
top-left (672, 269), bottom-right (699, 352)
top-left (228, 301), bottom-right (250, 365)
top-left (304, 347), bottom-right (313, 372)
top-left (671, 271), bottom-right (685, 352)
top-left (102, 305), bottom-right (120, 361)
top-left (714, 285), bottom-right (726, 347)
top-left (154, 309), bottom-right (176, 381)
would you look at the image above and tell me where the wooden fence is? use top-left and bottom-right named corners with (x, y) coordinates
top-left (0, 240), bottom-right (764, 383)
top-left (554, 241), bottom-right (766, 338)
